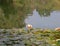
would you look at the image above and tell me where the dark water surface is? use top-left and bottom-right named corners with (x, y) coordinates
top-left (25, 9), bottom-right (60, 29)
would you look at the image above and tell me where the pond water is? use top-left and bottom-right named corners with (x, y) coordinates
top-left (25, 9), bottom-right (60, 29)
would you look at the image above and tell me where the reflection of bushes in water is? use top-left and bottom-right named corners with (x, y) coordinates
top-left (0, 0), bottom-right (34, 28)
top-left (0, 18), bottom-right (25, 29)
top-left (0, 0), bottom-right (16, 18)
top-left (0, 0), bottom-right (60, 28)
top-left (37, 8), bottom-right (53, 17)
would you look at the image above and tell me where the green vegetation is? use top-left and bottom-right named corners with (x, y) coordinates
top-left (0, 0), bottom-right (60, 28)
top-left (0, 29), bottom-right (60, 46)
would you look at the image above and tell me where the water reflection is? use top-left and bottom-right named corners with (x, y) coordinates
top-left (25, 9), bottom-right (60, 29)
top-left (37, 8), bottom-right (53, 17)
top-left (0, 0), bottom-right (60, 29)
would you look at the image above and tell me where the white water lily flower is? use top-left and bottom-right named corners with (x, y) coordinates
top-left (26, 24), bottom-right (32, 29)
top-left (56, 39), bottom-right (60, 41)
top-left (55, 27), bottom-right (60, 31)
